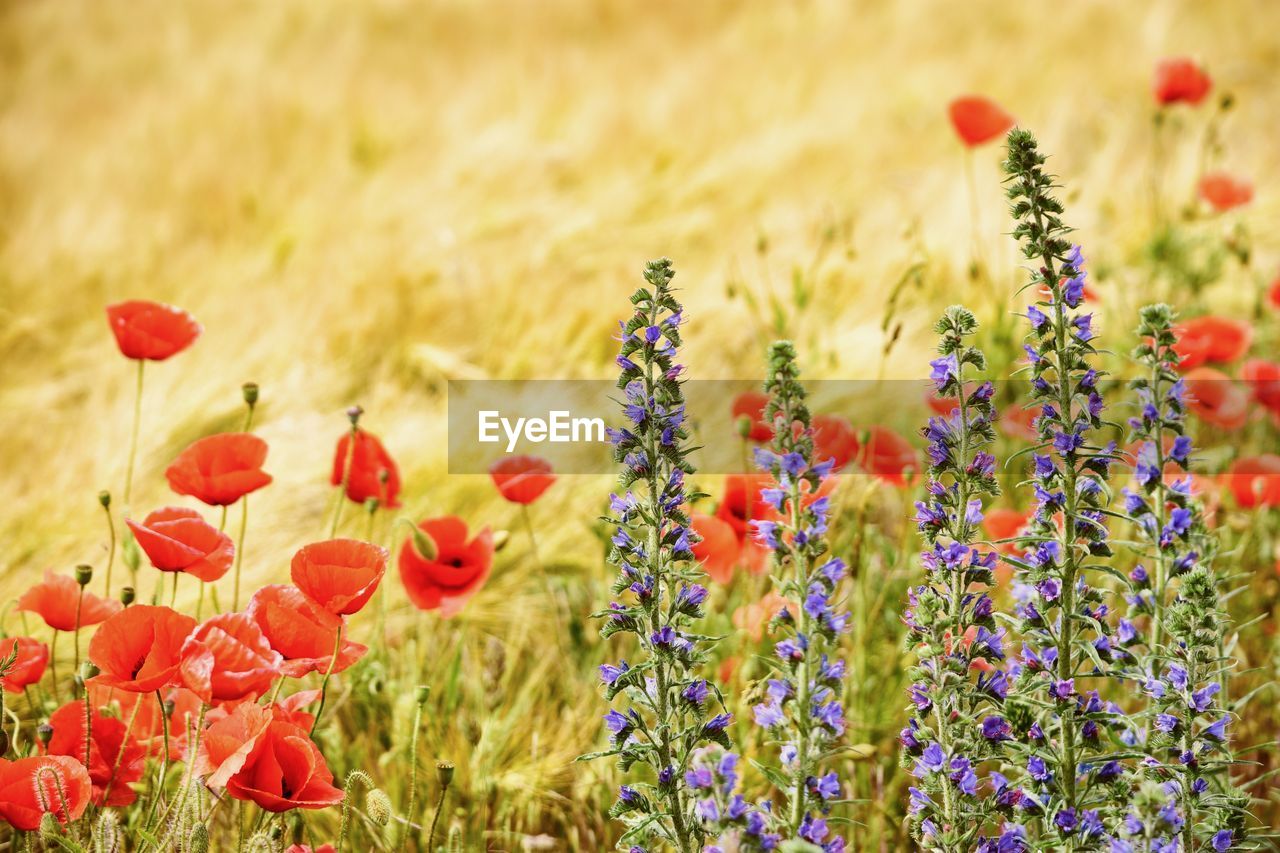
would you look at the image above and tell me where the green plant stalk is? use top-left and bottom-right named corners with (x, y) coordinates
top-left (401, 700), bottom-right (426, 853)
top-left (123, 360), bottom-right (145, 507)
top-left (310, 623), bottom-right (345, 736)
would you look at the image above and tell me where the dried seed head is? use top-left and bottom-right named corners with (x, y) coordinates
top-left (436, 761), bottom-right (455, 788)
top-left (366, 788), bottom-right (393, 826)
top-left (75, 564), bottom-right (93, 587)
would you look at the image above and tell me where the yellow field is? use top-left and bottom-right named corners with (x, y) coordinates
top-left (2, 1), bottom-right (1278, 849)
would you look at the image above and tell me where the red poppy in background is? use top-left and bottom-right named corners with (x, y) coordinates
top-left (714, 473), bottom-right (775, 540)
top-left (126, 507), bottom-right (234, 582)
top-left (1241, 359), bottom-right (1280, 420)
top-left (982, 507), bottom-right (1031, 551)
top-left (926, 392), bottom-right (958, 416)
top-left (399, 517), bottom-right (494, 618)
top-left (1198, 172), bottom-right (1254, 212)
top-left (166, 433), bottom-right (272, 506)
top-left (89, 605), bottom-right (195, 693)
top-left (46, 701), bottom-right (147, 807)
top-left (17, 571), bottom-right (122, 633)
top-left (489, 455), bottom-right (556, 504)
top-left (999, 405), bottom-right (1039, 442)
top-left (105, 300), bottom-right (201, 361)
top-left (89, 683), bottom-right (202, 760)
top-left (1153, 57), bottom-right (1211, 105)
top-left (198, 702), bottom-right (343, 811)
top-left (0, 755), bottom-right (92, 830)
top-left (730, 391), bottom-right (773, 442)
top-left (732, 590), bottom-right (790, 643)
top-left (812, 414), bottom-right (859, 471)
top-left (857, 426), bottom-right (919, 486)
top-left (1185, 367), bottom-right (1249, 430)
top-left (286, 846), bottom-right (337, 853)
top-left (1269, 275), bottom-right (1280, 310)
top-left (331, 429), bottom-right (401, 509)
top-left (0, 636), bottom-right (48, 693)
top-left (690, 511), bottom-right (741, 585)
top-left (1224, 455), bottom-right (1280, 508)
top-left (291, 539), bottom-right (387, 617)
top-left (179, 612), bottom-right (283, 703)
top-left (247, 585), bottom-right (367, 678)
top-left (1173, 316), bottom-right (1253, 369)
top-left (947, 96), bottom-right (1015, 147)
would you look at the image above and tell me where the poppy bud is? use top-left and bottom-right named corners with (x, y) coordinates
top-left (364, 497), bottom-right (380, 515)
top-left (98, 490), bottom-right (111, 509)
top-left (398, 519), bottom-right (438, 561)
top-left (242, 382), bottom-right (259, 407)
top-left (39, 812), bottom-right (60, 840)
top-left (492, 530), bottom-right (511, 552)
top-left (81, 661), bottom-right (100, 681)
top-left (1220, 92), bottom-right (1234, 111)
top-left (415, 685), bottom-right (431, 706)
top-left (163, 699), bottom-right (175, 719)
top-left (121, 586), bottom-right (136, 606)
top-left (346, 405), bottom-right (364, 427)
top-left (37, 722), bottom-right (53, 746)
top-left (366, 788), bottom-right (392, 825)
top-left (436, 761), bottom-right (454, 789)
top-left (188, 823), bottom-right (209, 853)
top-left (75, 564), bottom-right (93, 587)
top-left (735, 415), bottom-right (753, 439)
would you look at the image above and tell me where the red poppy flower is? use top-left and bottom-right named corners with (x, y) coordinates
top-left (947, 96), bottom-right (1015, 147)
top-left (1198, 172), bottom-right (1253, 212)
top-left (46, 701), bottom-right (147, 807)
top-left (926, 392), bottom-right (958, 416)
top-left (857, 426), bottom-right (919, 486)
top-left (331, 429), bottom-right (402, 509)
top-left (730, 391), bottom-right (773, 442)
top-left (247, 585), bottom-right (367, 678)
top-left (126, 507), bottom-right (234, 582)
top-left (179, 612), bottom-right (283, 703)
top-left (998, 405), bottom-right (1039, 442)
top-left (1241, 359), bottom-right (1280, 419)
top-left (0, 636), bottom-right (48, 693)
top-left (287, 846), bottom-right (337, 853)
top-left (1269, 275), bottom-right (1280, 310)
top-left (489, 455), bottom-right (556, 504)
top-left (714, 473), bottom-right (775, 540)
top-left (690, 511), bottom-right (741, 585)
top-left (17, 571), bottom-right (122, 633)
top-left (105, 300), bottom-right (201, 361)
top-left (166, 433), bottom-right (273, 506)
top-left (983, 507), bottom-right (1031, 550)
top-left (89, 683), bottom-right (203, 760)
top-left (1185, 367), bottom-right (1249, 430)
top-left (811, 415), bottom-right (859, 471)
top-left (198, 702), bottom-right (343, 811)
top-left (0, 755), bottom-right (92, 830)
top-left (1223, 455), bottom-right (1280, 508)
top-left (1173, 316), bottom-right (1253, 369)
top-left (398, 517), bottom-right (494, 618)
top-left (1153, 57), bottom-right (1211, 105)
top-left (732, 591), bottom-right (790, 643)
top-left (88, 605), bottom-right (196, 694)
top-left (291, 539), bottom-right (388, 616)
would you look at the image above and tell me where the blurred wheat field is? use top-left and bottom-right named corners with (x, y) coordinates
top-left (2, 1), bottom-right (1279, 849)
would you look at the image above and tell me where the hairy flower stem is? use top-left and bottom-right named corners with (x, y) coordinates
top-left (310, 623), bottom-right (345, 736)
top-left (145, 689), bottom-right (171, 829)
top-left (400, 688), bottom-right (428, 853)
top-left (123, 360), bottom-right (145, 507)
top-left (102, 500), bottom-right (117, 600)
top-left (782, 406), bottom-right (812, 836)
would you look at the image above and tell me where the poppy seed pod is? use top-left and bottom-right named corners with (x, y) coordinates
top-left (416, 685), bottom-right (431, 706)
top-left (120, 586), bottom-right (135, 606)
top-left (436, 762), bottom-right (454, 788)
top-left (98, 490), bottom-right (111, 509)
top-left (242, 382), bottom-right (259, 407)
top-left (346, 405), bottom-right (364, 426)
top-left (75, 564), bottom-right (93, 587)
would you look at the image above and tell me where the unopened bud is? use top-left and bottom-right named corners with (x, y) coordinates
top-left (39, 812), bottom-right (60, 839)
top-left (162, 699), bottom-right (175, 718)
top-left (364, 497), bottom-right (380, 515)
top-left (75, 564), bottom-right (93, 587)
top-left (365, 788), bottom-right (393, 825)
top-left (735, 414), bottom-right (752, 439)
top-left (399, 519), bottom-right (437, 561)
top-left (98, 490), bottom-right (112, 509)
top-left (81, 662), bottom-right (100, 681)
top-left (121, 586), bottom-right (136, 606)
top-left (492, 530), bottom-right (511, 552)
top-left (242, 382), bottom-right (259, 407)
top-left (436, 761), bottom-right (454, 788)
top-left (188, 823), bottom-right (209, 853)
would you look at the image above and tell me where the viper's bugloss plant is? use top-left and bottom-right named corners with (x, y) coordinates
top-left (588, 258), bottom-right (731, 853)
top-left (1001, 128), bottom-right (1128, 847)
top-left (901, 306), bottom-right (1009, 851)
top-left (745, 340), bottom-right (848, 851)
top-left (1116, 304), bottom-right (1250, 852)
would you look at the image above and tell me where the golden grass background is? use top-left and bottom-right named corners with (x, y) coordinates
top-left (1, 1), bottom-right (1278, 848)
